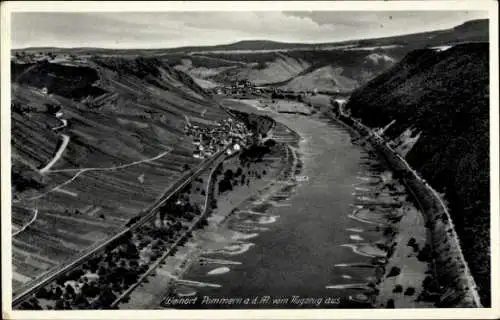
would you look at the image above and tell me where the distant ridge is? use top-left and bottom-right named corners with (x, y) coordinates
top-left (13, 19), bottom-right (488, 55)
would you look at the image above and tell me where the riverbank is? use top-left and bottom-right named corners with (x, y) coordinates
top-left (118, 126), bottom-right (296, 309)
top-left (343, 140), bottom-right (434, 308)
top-left (219, 98), bottom-right (430, 308)
top-left (118, 97), bottom-right (475, 310)
top-left (330, 102), bottom-right (482, 308)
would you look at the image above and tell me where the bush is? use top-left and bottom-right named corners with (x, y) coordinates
top-left (386, 299), bottom-right (395, 308)
top-left (417, 244), bottom-right (432, 262)
top-left (393, 284), bottom-right (403, 293)
top-left (404, 287), bottom-right (416, 296)
top-left (387, 266), bottom-right (401, 278)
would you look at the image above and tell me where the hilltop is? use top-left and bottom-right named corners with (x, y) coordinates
top-left (160, 19), bottom-right (488, 91)
top-left (13, 19), bottom-right (488, 56)
top-left (345, 42), bottom-right (490, 306)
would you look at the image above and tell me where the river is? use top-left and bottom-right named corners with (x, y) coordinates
top-left (153, 104), bottom-right (397, 309)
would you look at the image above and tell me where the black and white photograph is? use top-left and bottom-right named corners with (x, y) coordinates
top-left (1, 1), bottom-right (499, 318)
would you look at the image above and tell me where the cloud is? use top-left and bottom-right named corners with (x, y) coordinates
top-left (11, 11), bottom-right (489, 49)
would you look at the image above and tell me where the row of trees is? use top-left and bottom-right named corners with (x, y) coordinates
top-left (271, 92), bottom-right (305, 101)
top-left (20, 182), bottom-right (212, 310)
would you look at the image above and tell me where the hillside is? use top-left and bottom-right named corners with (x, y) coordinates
top-left (279, 65), bottom-right (358, 93)
top-left (345, 43), bottom-right (490, 306)
top-left (11, 56), bottom-right (228, 289)
top-left (166, 48), bottom-right (407, 90)
top-left (210, 52), bottom-right (311, 85)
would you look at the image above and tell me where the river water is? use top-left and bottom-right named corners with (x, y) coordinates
top-left (166, 111), bottom-right (391, 309)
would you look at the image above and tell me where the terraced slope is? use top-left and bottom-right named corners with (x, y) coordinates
top-left (345, 43), bottom-right (490, 306)
top-left (11, 57), bottom-right (228, 289)
top-left (208, 52), bottom-right (311, 86)
top-left (280, 65), bottom-right (359, 93)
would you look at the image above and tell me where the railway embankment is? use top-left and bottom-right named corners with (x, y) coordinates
top-left (336, 111), bottom-right (482, 308)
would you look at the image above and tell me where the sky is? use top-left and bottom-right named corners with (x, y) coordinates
top-left (11, 11), bottom-right (489, 49)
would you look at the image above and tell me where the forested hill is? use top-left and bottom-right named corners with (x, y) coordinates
top-left (345, 42), bottom-right (490, 306)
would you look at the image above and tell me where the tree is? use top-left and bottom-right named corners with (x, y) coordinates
top-left (264, 139), bottom-right (277, 148)
top-left (218, 179), bottom-right (232, 193)
top-left (36, 287), bottom-right (50, 299)
top-left (54, 298), bottom-right (65, 310)
top-left (68, 268), bottom-right (84, 281)
top-left (45, 103), bottom-right (61, 114)
top-left (211, 198), bottom-right (218, 209)
top-left (74, 293), bottom-right (90, 309)
top-left (393, 284), bottom-right (403, 293)
top-left (386, 299), bottom-right (395, 308)
top-left (387, 267), bottom-right (401, 278)
top-left (97, 266), bottom-right (107, 277)
top-left (404, 287), bottom-right (416, 296)
top-left (224, 169), bottom-right (234, 180)
top-left (64, 284), bottom-right (76, 299)
top-left (124, 241), bottom-right (139, 260)
top-left (97, 288), bottom-right (117, 309)
top-left (235, 167), bottom-right (243, 177)
top-left (28, 297), bottom-right (42, 310)
top-left (54, 286), bottom-right (63, 299)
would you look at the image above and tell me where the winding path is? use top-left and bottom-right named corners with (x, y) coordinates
top-left (13, 146), bottom-right (231, 306)
top-left (52, 119), bottom-right (68, 131)
top-left (12, 209), bottom-right (38, 237)
top-left (24, 149), bottom-right (173, 201)
top-left (39, 134), bottom-right (70, 174)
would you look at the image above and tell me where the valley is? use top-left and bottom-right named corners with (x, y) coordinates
top-left (10, 16), bottom-right (491, 310)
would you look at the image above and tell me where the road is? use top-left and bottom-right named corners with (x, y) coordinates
top-left (12, 209), bottom-right (38, 237)
top-left (12, 145), bottom-right (231, 307)
top-left (39, 134), bottom-right (70, 174)
top-left (52, 118), bottom-right (67, 131)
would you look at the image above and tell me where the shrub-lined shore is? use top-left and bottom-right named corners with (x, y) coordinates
top-left (119, 126), bottom-right (295, 309)
top-left (345, 43), bottom-right (490, 306)
top-left (330, 104), bottom-right (482, 308)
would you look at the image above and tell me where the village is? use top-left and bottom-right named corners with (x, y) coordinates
top-left (210, 79), bottom-right (325, 100)
top-left (184, 117), bottom-right (253, 159)
top-left (12, 51), bottom-right (89, 65)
